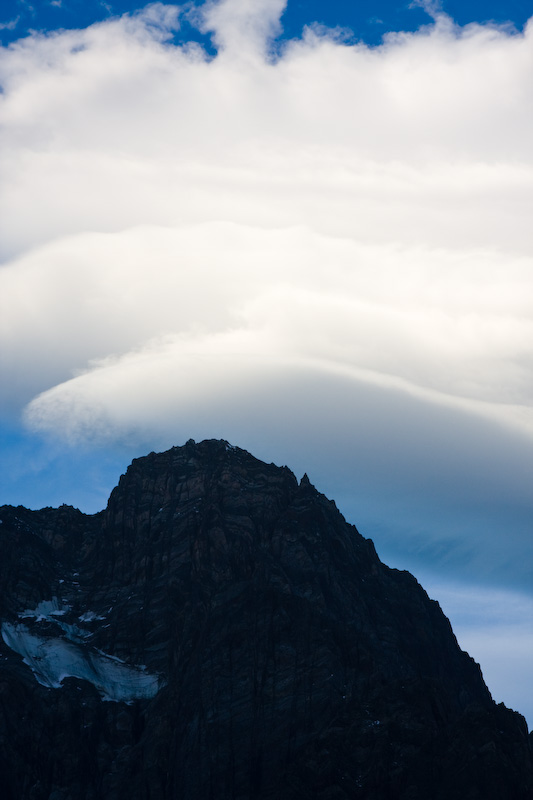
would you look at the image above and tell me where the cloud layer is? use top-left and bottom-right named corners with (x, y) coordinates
top-left (1, 1), bottom-right (533, 590)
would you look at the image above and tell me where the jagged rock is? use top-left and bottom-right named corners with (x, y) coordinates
top-left (0, 439), bottom-right (531, 799)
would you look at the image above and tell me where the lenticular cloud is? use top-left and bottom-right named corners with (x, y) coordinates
top-left (1, 0), bottom-right (532, 449)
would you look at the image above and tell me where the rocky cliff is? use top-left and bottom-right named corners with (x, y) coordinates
top-left (0, 439), bottom-right (531, 799)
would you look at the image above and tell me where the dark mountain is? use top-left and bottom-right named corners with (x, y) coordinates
top-left (0, 439), bottom-right (531, 799)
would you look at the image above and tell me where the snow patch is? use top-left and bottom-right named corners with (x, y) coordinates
top-left (18, 597), bottom-right (89, 642)
top-left (1, 622), bottom-right (161, 702)
top-left (19, 597), bottom-right (68, 622)
top-left (78, 611), bottom-right (106, 623)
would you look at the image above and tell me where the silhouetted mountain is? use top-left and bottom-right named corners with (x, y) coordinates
top-left (0, 439), bottom-right (531, 799)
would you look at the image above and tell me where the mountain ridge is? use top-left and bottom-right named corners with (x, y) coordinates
top-left (0, 438), bottom-right (531, 799)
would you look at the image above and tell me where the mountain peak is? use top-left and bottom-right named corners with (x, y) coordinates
top-left (0, 440), bottom-right (531, 799)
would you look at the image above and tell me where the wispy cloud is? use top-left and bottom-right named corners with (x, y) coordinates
top-left (408, 0), bottom-right (443, 21)
top-left (0, 16), bottom-right (19, 31)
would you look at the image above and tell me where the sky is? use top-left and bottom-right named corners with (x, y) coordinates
top-left (0, 0), bottom-right (532, 726)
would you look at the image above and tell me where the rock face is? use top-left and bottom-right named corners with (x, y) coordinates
top-left (0, 439), bottom-right (531, 799)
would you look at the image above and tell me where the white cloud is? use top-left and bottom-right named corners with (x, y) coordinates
top-left (408, 0), bottom-right (443, 21)
top-left (200, 0), bottom-right (287, 55)
top-left (5, 222), bottom-right (533, 435)
top-left (0, 17), bottom-right (19, 32)
top-left (1, 7), bottom-right (532, 258)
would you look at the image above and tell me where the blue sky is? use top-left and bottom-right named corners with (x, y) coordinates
top-left (1, 0), bottom-right (532, 725)
top-left (1, 1), bottom-right (532, 46)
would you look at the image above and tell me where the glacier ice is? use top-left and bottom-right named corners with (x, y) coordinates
top-left (1, 622), bottom-right (161, 702)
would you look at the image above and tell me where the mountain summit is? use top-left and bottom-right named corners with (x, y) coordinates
top-left (0, 439), bottom-right (531, 799)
